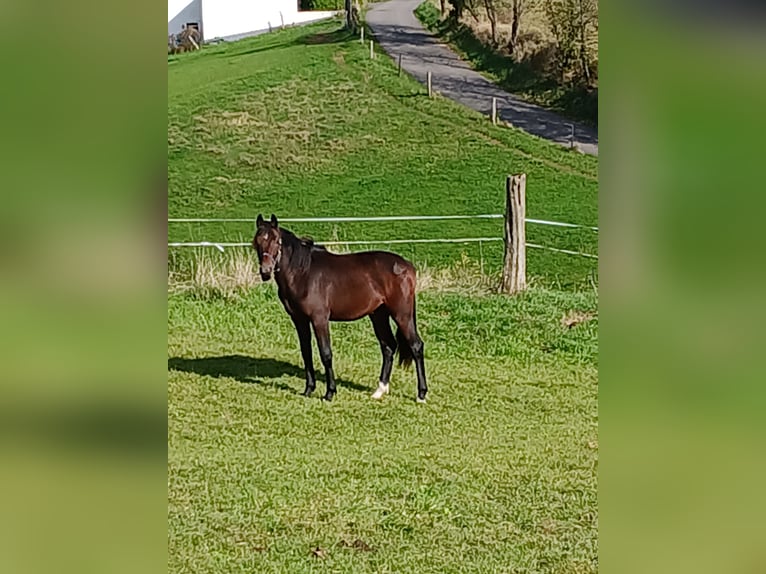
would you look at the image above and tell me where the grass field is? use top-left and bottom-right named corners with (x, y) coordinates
top-left (168, 18), bottom-right (597, 289)
top-left (168, 285), bottom-right (598, 573)
top-left (168, 16), bottom-right (598, 573)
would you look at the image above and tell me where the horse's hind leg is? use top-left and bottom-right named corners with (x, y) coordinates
top-left (370, 307), bottom-right (397, 399)
top-left (312, 318), bottom-right (336, 401)
top-left (392, 307), bottom-right (428, 403)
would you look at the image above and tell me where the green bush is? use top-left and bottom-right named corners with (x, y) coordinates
top-left (300, 0), bottom-right (345, 10)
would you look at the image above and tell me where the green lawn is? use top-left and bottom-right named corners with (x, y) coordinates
top-left (168, 18), bottom-right (597, 289)
top-left (168, 286), bottom-right (598, 573)
top-left (168, 18), bottom-right (598, 573)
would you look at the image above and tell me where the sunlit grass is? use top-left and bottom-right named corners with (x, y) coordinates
top-left (168, 18), bottom-right (598, 288)
top-left (168, 18), bottom-right (598, 573)
top-left (168, 285), bottom-right (597, 573)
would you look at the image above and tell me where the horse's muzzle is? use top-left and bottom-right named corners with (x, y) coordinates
top-left (260, 252), bottom-right (277, 281)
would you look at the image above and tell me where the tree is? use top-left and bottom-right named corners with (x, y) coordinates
top-left (468, 0), bottom-right (528, 53)
top-left (446, 0), bottom-right (480, 23)
top-left (575, 0), bottom-right (598, 85)
top-left (508, 0), bottom-right (527, 57)
top-left (544, 0), bottom-right (597, 85)
top-left (447, 0), bottom-right (464, 21)
top-left (482, 0), bottom-right (499, 46)
top-left (345, 0), bottom-right (353, 29)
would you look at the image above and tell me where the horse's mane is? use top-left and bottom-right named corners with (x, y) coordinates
top-left (280, 228), bottom-right (326, 272)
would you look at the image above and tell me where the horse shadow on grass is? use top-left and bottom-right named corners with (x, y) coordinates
top-left (168, 355), bottom-right (369, 395)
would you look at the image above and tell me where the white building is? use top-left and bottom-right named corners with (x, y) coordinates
top-left (168, 0), bottom-right (339, 42)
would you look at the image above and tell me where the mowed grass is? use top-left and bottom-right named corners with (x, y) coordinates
top-left (168, 285), bottom-right (597, 573)
top-left (168, 19), bottom-right (598, 288)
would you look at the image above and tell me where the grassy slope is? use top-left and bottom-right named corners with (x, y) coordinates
top-left (168, 20), bottom-right (598, 573)
top-left (168, 285), bottom-right (598, 573)
top-left (168, 19), bottom-right (598, 289)
top-left (414, 2), bottom-right (598, 126)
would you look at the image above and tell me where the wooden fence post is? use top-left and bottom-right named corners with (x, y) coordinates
top-left (398, 54), bottom-right (402, 75)
top-left (360, 27), bottom-right (364, 44)
top-left (370, 39), bottom-right (374, 59)
top-left (491, 97), bottom-right (497, 125)
top-left (501, 174), bottom-right (527, 294)
top-left (427, 71), bottom-right (432, 97)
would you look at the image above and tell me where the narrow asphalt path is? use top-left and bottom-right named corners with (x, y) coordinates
top-left (366, 0), bottom-right (598, 156)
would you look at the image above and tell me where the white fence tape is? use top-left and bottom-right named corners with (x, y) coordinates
top-left (526, 243), bottom-right (598, 259)
top-left (168, 214), bottom-right (597, 258)
top-left (168, 214), bottom-right (598, 231)
top-left (168, 238), bottom-right (597, 259)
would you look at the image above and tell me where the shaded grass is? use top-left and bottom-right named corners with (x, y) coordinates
top-left (415, 2), bottom-right (598, 126)
top-left (168, 18), bottom-right (598, 289)
top-left (168, 285), bottom-right (597, 573)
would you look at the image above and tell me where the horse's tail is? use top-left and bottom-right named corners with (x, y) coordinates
top-left (395, 298), bottom-right (417, 369)
top-left (396, 327), bottom-right (413, 369)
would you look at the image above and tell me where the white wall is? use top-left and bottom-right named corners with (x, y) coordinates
top-left (168, 0), bottom-right (203, 37)
top-left (200, 0), bottom-right (337, 41)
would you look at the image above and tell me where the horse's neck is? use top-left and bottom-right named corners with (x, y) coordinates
top-left (274, 267), bottom-right (293, 295)
top-left (274, 246), bottom-right (306, 298)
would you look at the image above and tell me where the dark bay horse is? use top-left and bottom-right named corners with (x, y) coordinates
top-left (252, 214), bottom-right (427, 403)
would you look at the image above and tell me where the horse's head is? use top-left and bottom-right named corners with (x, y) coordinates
top-left (253, 213), bottom-right (281, 281)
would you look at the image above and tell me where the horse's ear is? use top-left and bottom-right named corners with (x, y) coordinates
top-left (256, 214), bottom-right (264, 227)
top-left (270, 214), bottom-right (278, 228)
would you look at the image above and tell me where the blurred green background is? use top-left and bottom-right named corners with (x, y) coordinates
top-left (0, 0), bottom-right (764, 573)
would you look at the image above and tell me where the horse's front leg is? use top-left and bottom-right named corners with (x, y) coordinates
top-left (312, 318), bottom-right (336, 401)
top-left (292, 315), bottom-right (316, 396)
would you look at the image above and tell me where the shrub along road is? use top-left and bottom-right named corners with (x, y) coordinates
top-left (366, 0), bottom-right (599, 155)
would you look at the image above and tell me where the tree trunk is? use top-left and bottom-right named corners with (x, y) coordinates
top-left (451, 0), bottom-right (464, 21)
top-left (509, 0), bottom-right (521, 55)
top-left (465, 2), bottom-right (481, 22)
top-left (483, 0), bottom-right (497, 46)
top-left (578, 0), bottom-right (591, 84)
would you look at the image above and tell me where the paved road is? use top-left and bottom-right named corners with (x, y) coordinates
top-left (366, 0), bottom-right (598, 156)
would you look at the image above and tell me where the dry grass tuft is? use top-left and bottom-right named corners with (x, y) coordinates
top-left (416, 256), bottom-right (499, 296)
top-left (169, 248), bottom-right (261, 299)
top-left (561, 309), bottom-right (596, 329)
top-left (168, 249), bottom-right (503, 299)
top-left (332, 51), bottom-right (346, 67)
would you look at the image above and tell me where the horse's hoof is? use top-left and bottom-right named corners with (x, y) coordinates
top-left (302, 388), bottom-right (315, 397)
top-left (416, 396), bottom-right (427, 404)
top-left (322, 393), bottom-right (335, 402)
top-left (371, 382), bottom-right (389, 399)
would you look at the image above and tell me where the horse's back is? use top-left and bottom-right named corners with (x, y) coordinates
top-left (310, 249), bottom-right (415, 320)
top-left (327, 250), bottom-right (414, 279)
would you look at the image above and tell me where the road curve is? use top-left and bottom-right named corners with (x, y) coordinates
top-left (366, 0), bottom-right (598, 156)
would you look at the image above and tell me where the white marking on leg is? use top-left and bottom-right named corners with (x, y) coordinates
top-left (371, 382), bottom-right (389, 399)
top-left (416, 396), bottom-right (427, 404)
